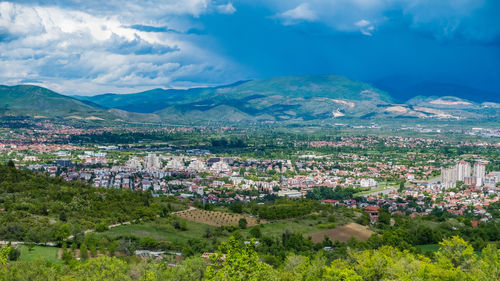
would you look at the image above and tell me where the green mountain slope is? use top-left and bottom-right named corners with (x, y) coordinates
top-left (78, 75), bottom-right (395, 122)
top-left (3, 75), bottom-right (498, 124)
top-left (0, 85), bottom-right (162, 122)
top-left (0, 85), bottom-right (107, 118)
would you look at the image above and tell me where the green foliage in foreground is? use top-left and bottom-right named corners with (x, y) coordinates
top-left (1, 236), bottom-right (499, 281)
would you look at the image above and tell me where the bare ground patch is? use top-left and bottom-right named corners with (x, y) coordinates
top-left (306, 222), bottom-right (374, 243)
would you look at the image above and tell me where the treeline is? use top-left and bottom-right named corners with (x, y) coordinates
top-left (244, 199), bottom-right (320, 220)
top-left (384, 214), bottom-right (500, 251)
top-left (1, 235), bottom-right (499, 281)
top-left (306, 186), bottom-right (360, 201)
top-left (0, 164), bottom-right (183, 243)
top-left (68, 131), bottom-right (190, 144)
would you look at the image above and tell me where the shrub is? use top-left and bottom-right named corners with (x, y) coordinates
top-left (239, 218), bottom-right (248, 229)
top-left (95, 222), bottom-right (108, 232)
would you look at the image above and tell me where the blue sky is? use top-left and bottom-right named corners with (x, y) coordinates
top-left (0, 0), bottom-right (499, 96)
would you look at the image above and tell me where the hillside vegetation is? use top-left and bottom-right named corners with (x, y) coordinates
top-left (0, 85), bottom-right (106, 118)
top-left (0, 164), bottom-right (180, 243)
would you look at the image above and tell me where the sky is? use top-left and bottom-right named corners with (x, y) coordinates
top-left (0, 0), bottom-right (499, 96)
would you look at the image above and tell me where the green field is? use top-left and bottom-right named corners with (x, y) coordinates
top-left (97, 219), bottom-right (217, 244)
top-left (17, 245), bottom-right (60, 263)
top-left (354, 186), bottom-right (397, 196)
top-left (241, 217), bottom-right (329, 237)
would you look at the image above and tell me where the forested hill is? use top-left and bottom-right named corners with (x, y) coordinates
top-left (0, 163), bottom-right (178, 243)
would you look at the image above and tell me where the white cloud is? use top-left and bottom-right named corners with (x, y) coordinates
top-left (0, 0), bottom-right (496, 95)
top-left (217, 3), bottom-right (236, 14)
top-left (277, 3), bottom-right (317, 25)
top-left (269, 0), bottom-right (496, 41)
top-left (355, 19), bottom-right (370, 27)
top-left (355, 19), bottom-right (374, 36)
top-left (0, 1), bottom-right (243, 94)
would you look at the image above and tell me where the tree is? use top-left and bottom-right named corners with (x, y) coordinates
top-left (229, 203), bottom-right (243, 214)
top-left (26, 242), bottom-right (35, 252)
top-left (436, 236), bottom-right (476, 271)
top-left (0, 246), bottom-right (11, 266)
top-left (204, 228), bottom-right (212, 239)
top-left (140, 237), bottom-right (158, 249)
top-left (249, 226), bottom-right (262, 238)
top-left (278, 253), bottom-right (326, 280)
top-left (350, 246), bottom-right (393, 281)
top-left (89, 244), bottom-right (98, 257)
top-left (59, 211), bottom-right (67, 222)
top-left (158, 257), bottom-right (207, 280)
top-left (377, 209), bottom-right (391, 226)
top-left (179, 220), bottom-right (188, 231)
top-left (54, 223), bottom-right (71, 242)
top-left (7, 247), bottom-right (20, 261)
top-left (473, 244), bottom-right (500, 281)
top-left (80, 243), bottom-right (89, 260)
top-left (205, 237), bottom-right (276, 281)
top-left (238, 218), bottom-right (248, 229)
top-left (98, 237), bottom-right (109, 255)
top-left (73, 257), bottom-right (132, 281)
top-left (356, 211), bottom-right (370, 226)
top-left (323, 259), bottom-right (362, 281)
top-left (398, 181), bottom-right (405, 192)
top-left (1, 259), bottom-right (60, 280)
top-left (95, 222), bottom-right (108, 232)
top-left (61, 241), bottom-right (74, 264)
top-left (108, 241), bottom-right (119, 257)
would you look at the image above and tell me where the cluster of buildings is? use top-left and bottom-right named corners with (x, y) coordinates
top-left (22, 150), bottom-right (497, 221)
top-left (3, 121), bottom-right (498, 221)
top-left (441, 160), bottom-right (499, 189)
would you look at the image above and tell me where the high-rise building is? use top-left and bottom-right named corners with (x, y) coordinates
top-left (473, 161), bottom-right (487, 179)
top-left (484, 172), bottom-right (499, 189)
top-left (125, 157), bottom-right (142, 169)
top-left (456, 161), bottom-right (471, 181)
top-left (464, 176), bottom-right (476, 186)
top-left (441, 167), bottom-right (457, 189)
top-left (145, 153), bottom-right (162, 170)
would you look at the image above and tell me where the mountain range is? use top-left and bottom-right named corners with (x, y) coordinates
top-left (1, 75), bottom-right (499, 124)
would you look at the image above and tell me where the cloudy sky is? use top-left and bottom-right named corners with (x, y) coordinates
top-left (0, 0), bottom-right (499, 95)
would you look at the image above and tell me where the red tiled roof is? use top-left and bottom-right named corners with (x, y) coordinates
top-left (365, 206), bottom-right (380, 212)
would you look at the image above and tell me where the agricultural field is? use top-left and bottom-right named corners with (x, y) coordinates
top-left (17, 245), bottom-right (60, 263)
top-left (174, 209), bottom-right (262, 227)
top-left (306, 222), bottom-right (374, 243)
